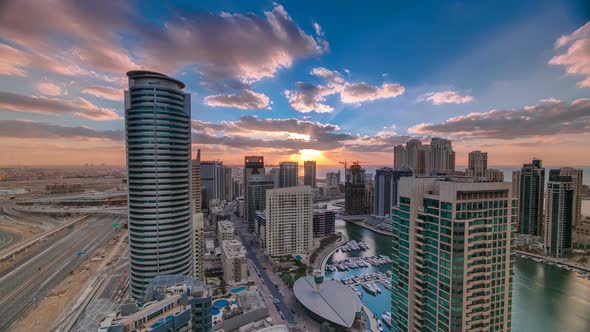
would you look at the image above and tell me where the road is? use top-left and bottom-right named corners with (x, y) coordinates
top-left (0, 230), bottom-right (21, 251)
top-left (0, 214), bottom-right (122, 331)
top-left (232, 214), bottom-right (300, 331)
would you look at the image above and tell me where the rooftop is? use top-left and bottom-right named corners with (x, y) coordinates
top-left (293, 276), bottom-right (361, 328)
top-left (222, 239), bottom-right (246, 258)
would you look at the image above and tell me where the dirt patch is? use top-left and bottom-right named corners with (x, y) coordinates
top-left (0, 222), bottom-right (44, 242)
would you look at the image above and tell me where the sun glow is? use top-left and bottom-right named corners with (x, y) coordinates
top-left (297, 149), bottom-right (322, 163)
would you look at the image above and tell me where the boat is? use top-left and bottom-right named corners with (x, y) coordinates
top-left (382, 312), bottom-right (393, 327)
top-left (377, 320), bottom-right (384, 331)
top-left (361, 283), bottom-right (378, 295)
top-left (372, 282), bottom-right (382, 293)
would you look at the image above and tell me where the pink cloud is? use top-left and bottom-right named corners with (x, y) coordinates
top-left (549, 21), bottom-right (590, 88)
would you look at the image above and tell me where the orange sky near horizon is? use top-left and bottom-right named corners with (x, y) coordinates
top-left (1, 137), bottom-right (589, 167)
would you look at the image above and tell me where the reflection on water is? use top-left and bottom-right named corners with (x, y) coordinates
top-left (329, 218), bottom-right (590, 332)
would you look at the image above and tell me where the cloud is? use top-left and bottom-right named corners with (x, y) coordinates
top-left (82, 86), bottom-right (123, 101)
top-left (409, 98), bottom-right (590, 139)
top-left (0, 120), bottom-right (123, 140)
top-left (0, 2), bottom-right (326, 89)
top-left (204, 90), bottom-right (270, 110)
top-left (190, 115), bottom-right (415, 153)
top-left (36, 80), bottom-right (65, 96)
top-left (418, 90), bottom-right (474, 105)
top-left (341, 82), bottom-right (405, 103)
top-left (285, 67), bottom-right (405, 112)
top-left (0, 91), bottom-right (120, 120)
top-left (549, 21), bottom-right (590, 88)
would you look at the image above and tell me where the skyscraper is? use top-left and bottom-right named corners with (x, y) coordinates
top-left (428, 137), bottom-right (455, 174)
top-left (390, 177), bottom-right (515, 332)
top-left (201, 161), bottom-right (224, 206)
top-left (191, 150), bottom-right (205, 282)
top-left (326, 171), bottom-right (341, 187)
top-left (244, 156), bottom-right (264, 232)
top-left (247, 174), bottom-right (275, 233)
top-left (125, 70), bottom-right (193, 300)
top-left (345, 162), bottom-right (367, 214)
top-left (279, 161), bottom-right (298, 188)
top-left (559, 167), bottom-right (583, 230)
top-left (465, 150), bottom-right (504, 181)
top-left (304, 160), bottom-right (317, 188)
top-left (374, 167), bottom-right (394, 216)
top-left (394, 138), bottom-right (455, 175)
top-left (468, 150), bottom-right (487, 173)
top-left (514, 159), bottom-right (545, 236)
top-left (192, 149), bottom-right (202, 213)
top-left (265, 186), bottom-right (313, 257)
top-left (223, 166), bottom-right (233, 201)
top-left (544, 170), bottom-right (574, 258)
top-left (391, 167), bottom-right (412, 208)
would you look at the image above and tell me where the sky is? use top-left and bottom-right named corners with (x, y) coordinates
top-left (0, 0), bottom-right (589, 167)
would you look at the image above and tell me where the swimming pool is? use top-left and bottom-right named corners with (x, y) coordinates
top-left (230, 286), bottom-right (247, 294)
top-left (213, 299), bottom-right (230, 308)
top-left (212, 308), bottom-right (220, 315)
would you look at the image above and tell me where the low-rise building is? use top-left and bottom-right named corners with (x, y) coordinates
top-left (217, 219), bottom-right (235, 241)
top-left (221, 239), bottom-right (248, 284)
top-left (78, 275), bottom-right (212, 332)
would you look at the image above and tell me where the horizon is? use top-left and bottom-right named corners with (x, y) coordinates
top-left (0, 1), bottom-right (589, 166)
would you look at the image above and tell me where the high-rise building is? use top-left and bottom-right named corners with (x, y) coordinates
top-left (345, 162), bottom-right (368, 214)
top-left (374, 167), bottom-right (394, 216)
top-left (223, 166), bottom-right (233, 201)
top-left (429, 137), bottom-right (455, 174)
top-left (246, 174), bottom-right (274, 233)
top-left (559, 167), bottom-right (583, 230)
top-left (192, 149), bottom-right (202, 213)
top-left (326, 171), bottom-right (341, 187)
top-left (304, 160), bottom-right (317, 188)
top-left (313, 210), bottom-right (336, 237)
top-left (544, 170), bottom-right (574, 258)
top-left (365, 181), bottom-right (374, 215)
top-left (201, 161), bottom-right (224, 206)
top-left (394, 138), bottom-right (455, 175)
top-left (265, 186), bottom-right (313, 257)
top-left (268, 167), bottom-right (280, 188)
top-left (125, 70), bottom-right (194, 299)
top-left (468, 150), bottom-right (488, 173)
top-left (279, 161), bottom-right (298, 188)
top-left (244, 156), bottom-right (265, 232)
top-left (465, 150), bottom-right (504, 182)
top-left (514, 159), bottom-right (545, 236)
top-left (392, 167), bottom-right (412, 208)
top-left (193, 212), bottom-right (205, 282)
top-left (390, 177), bottom-right (515, 332)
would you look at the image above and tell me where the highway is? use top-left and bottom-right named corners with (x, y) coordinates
top-left (0, 230), bottom-right (21, 251)
top-left (0, 214), bottom-right (122, 331)
top-left (232, 214), bottom-right (300, 330)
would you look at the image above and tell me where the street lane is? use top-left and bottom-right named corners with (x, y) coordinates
top-left (0, 214), bottom-right (120, 331)
top-left (232, 214), bottom-right (300, 330)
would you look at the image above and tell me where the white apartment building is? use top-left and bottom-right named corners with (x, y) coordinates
top-left (221, 239), bottom-right (248, 284)
top-left (265, 186), bottom-right (313, 257)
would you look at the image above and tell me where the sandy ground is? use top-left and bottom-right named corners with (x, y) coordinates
top-left (10, 233), bottom-right (124, 332)
top-left (0, 222), bottom-right (44, 242)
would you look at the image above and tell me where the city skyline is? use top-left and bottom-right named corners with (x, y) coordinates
top-left (0, 1), bottom-right (589, 166)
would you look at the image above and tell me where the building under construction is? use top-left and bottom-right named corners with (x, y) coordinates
top-left (345, 162), bottom-right (369, 215)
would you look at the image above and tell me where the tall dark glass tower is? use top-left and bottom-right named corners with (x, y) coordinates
top-left (125, 70), bottom-right (193, 300)
top-left (514, 159), bottom-right (545, 236)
